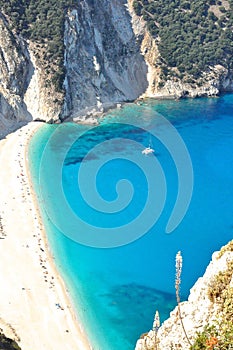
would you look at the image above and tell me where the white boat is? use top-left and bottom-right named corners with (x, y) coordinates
top-left (142, 146), bottom-right (155, 155)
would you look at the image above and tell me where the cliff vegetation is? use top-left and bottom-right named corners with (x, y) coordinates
top-left (133, 0), bottom-right (233, 84)
top-left (135, 240), bottom-right (233, 350)
top-left (0, 0), bottom-right (148, 135)
top-left (0, 0), bottom-right (77, 92)
top-left (191, 241), bottom-right (233, 349)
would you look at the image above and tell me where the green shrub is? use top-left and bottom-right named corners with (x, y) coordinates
top-left (133, 0), bottom-right (233, 78)
top-left (0, 0), bottom-right (77, 93)
top-left (192, 256), bottom-right (233, 349)
top-left (217, 240), bottom-right (233, 259)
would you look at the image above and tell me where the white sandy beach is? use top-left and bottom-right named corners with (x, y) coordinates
top-left (0, 122), bottom-right (91, 350)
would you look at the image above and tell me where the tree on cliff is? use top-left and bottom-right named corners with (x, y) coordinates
top-left (133, 0), bottom-right (233, 80)
top-left (0, 0), bottom-right (78, 92)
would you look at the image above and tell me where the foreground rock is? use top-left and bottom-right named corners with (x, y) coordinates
top-left (0, 332), bottom-right (21, 350)
top-left (135, 241), bottom-right (233, 350)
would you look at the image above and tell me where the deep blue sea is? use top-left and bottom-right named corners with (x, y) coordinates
top-left (29, 94), bottom-right (233, 350)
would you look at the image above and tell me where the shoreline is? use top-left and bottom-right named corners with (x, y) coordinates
top-left (0, 122), bottom-right (91, 349)
top-left (69, 93), bottom-right (225, 126)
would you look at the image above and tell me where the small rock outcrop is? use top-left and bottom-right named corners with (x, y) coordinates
top-left (0, 332), bottom-right (21, 350)
top-left (145, 65), bottom-right (233, 99)
top-left (0, 319), bottom-right (21, 350)
top-left (135, 241), bottom-right (233, 350)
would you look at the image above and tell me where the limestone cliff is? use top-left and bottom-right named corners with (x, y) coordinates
top-left (0, 1), bottom-right (148, 136)
top-left (135, 241), bottom-right (233, 350)
top-left (1, 0), bottom-right (233, 137)
top-left (0, 14), bottom-right (61, 138)
top-left (128, 0), bottom-right (233, 99)
top-left (63, 0), bottom-right (147, 119)
top-left (24, 42), bottom-right (63, 124)
top-left (0, 13), bottom-right (32, 138)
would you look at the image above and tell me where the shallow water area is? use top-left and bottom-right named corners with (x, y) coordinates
top-left (29, 94), bottom-right (233, 350)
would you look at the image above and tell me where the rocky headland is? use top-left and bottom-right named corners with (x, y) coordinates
top-left (1, 0), bottom-right (233, 137)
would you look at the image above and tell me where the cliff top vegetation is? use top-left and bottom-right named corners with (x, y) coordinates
top-left (0, 0), bottom-right (77, 92)
top-left (133, 0), bottom-right (233, 81)
top-left (1, 0), bottom-right (233, 93)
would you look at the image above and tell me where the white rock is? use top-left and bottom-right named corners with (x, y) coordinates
top-left (135, 245), bottom-right (233, 350)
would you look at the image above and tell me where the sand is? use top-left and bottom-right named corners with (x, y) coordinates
top-left (0, 122), bottom-right (92, 350)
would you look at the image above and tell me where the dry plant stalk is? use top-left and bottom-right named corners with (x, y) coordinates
top-left (152, 310), bottom-right (160, 349)
top-left (175, 251), bottom-right (192, 347)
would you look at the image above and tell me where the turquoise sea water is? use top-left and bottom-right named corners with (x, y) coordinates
top-left (29, 94), bottom-right (233, 350)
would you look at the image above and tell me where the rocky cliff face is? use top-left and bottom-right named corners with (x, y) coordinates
top-left (63, 0), bottom-right (147, 119)
top-left (128, 0), bottom-right (233, 99)
top-left (135, 241), bottom-right (233, 350)
top-left (0, 1), bottom-right (148, 136)
top-left (1, 0), bottom-right (233, 137)
top-left (0, 14), bottom-right (61, 138)
top-left (144, 64), bottom-right (233, 99)
top-left (0, 13), bottom-right (32, 138)
top-left (24, 43), bottom-right (63, 124)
